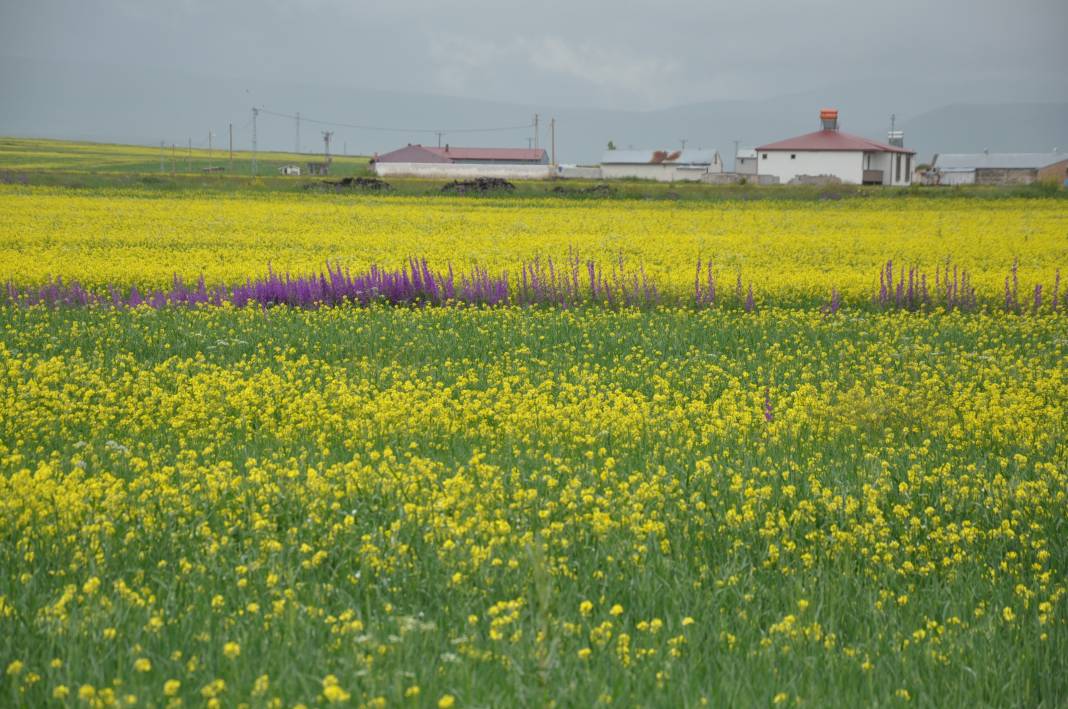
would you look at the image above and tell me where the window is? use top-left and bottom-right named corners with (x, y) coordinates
top-left (762, 153), bottom-right (767, 159)
top-left (790, 154), bottom-right (796, 160)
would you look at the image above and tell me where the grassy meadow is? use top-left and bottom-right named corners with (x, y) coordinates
top-left (0, 137), bottom-right (1065, 707)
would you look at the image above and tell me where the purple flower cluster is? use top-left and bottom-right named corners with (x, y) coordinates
top-left (877, 259), bottom-right (978, 312)
top-left (6, 258), bottom-right (1061, 314)
top-left (519, 253), bottom-right (659, 307)
top-left (4, 257), bottom-right (671, 311)
top-left (694, 260), bottom-right (756, 311)
top-left (876, 259), bottom-right (1064, 314)
top-left (4, 259), bottom-right (507, 310)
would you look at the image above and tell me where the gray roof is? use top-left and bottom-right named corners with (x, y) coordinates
top-left (933, 152), bottom-right (1067, 170)
top-left (601, 149), bottom-right (719, 165)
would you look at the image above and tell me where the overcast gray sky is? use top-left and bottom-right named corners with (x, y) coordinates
top-left (2, 0), bottom-right (1066, 110)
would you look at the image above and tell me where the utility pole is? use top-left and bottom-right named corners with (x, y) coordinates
top-left (733, 139), bottom-right (740, 171)
top-left (187, 138), bottom-right (191, 172)
top-left (208, 130), bottom-right (214, 166)
top-left (436, 131), bottom-right (443, 148)
top-left (160, 141), bottom-right (165, 173)
top-left (251, 107), bottom-right (258, 175)
top-left (680, 138), bottom-right (687, 150)
top-left (295, 111), bottom-right (301, 154)
top-left (228, 123), bottom-right (233, 171)
top-left (171, 144), bottom-right (176, 175)
top-left (550, 117), bottom-right (556, 165)
top-left (322, 130), bottom-right (333, 161)
top-left (533, 114), bottom-right (540, 150)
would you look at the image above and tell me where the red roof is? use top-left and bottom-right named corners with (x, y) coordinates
top-left (422, 146), bottom-right (547, 161)
top-left (756, 130), bottom-right (914, 154)
top-left (374, 144), bottom-right (547, 163)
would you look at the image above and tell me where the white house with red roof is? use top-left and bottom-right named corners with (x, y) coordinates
top-left (756, 110), bottom-right (915, 185)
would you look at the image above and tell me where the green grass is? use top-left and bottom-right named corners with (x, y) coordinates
top-left (1, 136), bottom-right (1063, 201)
top-left (0, 304), bottom-right (1064, 707)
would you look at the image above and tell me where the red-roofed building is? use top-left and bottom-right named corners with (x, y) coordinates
top-left (756, 110), bottom-right (916, 185)
top-left (374, 144), bottom-right (548, 165)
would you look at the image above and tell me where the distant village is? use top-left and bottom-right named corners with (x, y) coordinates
top-left (279, 108), bottom-right (1068, 188)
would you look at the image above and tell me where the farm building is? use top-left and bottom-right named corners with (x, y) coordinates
top-left (599, 149), bottom-right (723, 182)
top-left (306, 162), bottom-right (330, 176)
top-left (373, 144), bottom-right (551, 179)
top-left (278, 165), bottom-right (301, 176)
top-left (926, 152), bottom-right (1068, 186)
top-left (756, 109), bottom-right (914, 185)
top-left (375, 145), bottom-right (548, 165)
top-left (734, 148), bottom-right (758, 176)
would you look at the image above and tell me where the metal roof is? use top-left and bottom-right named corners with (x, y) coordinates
top-left (375, 144), bottom-right (546, 163)
top-left (932, 152), bottom-right (1068, 170)
top-left (423, 146), bottom-right (547, 161)
top-left (756, 130), bottom-right (913, 154)
top-left (601, 149), bottom-right (719, 165)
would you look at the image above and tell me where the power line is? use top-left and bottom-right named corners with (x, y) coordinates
top-left (254, 106), bottom-right (532, 135)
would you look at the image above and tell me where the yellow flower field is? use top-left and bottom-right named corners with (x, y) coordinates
top-left (0, 184), bottom-right (1065, 706)
top-left (1, 305), bottom-right (1065, 706)
top-left (0, 186), bottom-right (1065, 303)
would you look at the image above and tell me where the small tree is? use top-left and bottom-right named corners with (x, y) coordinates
top-left (606, 141), bottom-right (616, 151)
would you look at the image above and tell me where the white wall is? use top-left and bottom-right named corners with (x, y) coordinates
top-left (600, 164), bottom-right (719, 182)
top-left (735, 156), bottom-right (758, 175)
top-left (866, 152), bottom-right (892, 184)
top-left (556, 165), bottom-right (602, 179)
top-left (374, 162), bottom-right (555, 179)
top-left (758, 150), bottom-right (863, 184)
top-left (938, 170), bottom-right (976, 186)
top-left (864, 152), bottom-right (912, 185)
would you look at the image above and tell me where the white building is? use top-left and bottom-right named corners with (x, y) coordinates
top-left (600, 149), bottom-right (723, 182)
top-left (734, 148), bottom-right (758, 176)
top-left (756, 110), bottom-right (915, 185)
top-left (372, 144), bottom-right (552, 179)
top-left (278, 165), bottom-right (302, 176)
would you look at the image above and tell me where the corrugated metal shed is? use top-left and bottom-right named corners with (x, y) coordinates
top-left (933, 153), bottom-right (1067, 170)
top-left (601, 149), bottom-right (718, 165)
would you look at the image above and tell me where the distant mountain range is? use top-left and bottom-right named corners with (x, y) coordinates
top-left (2, 54), bottom-right (1066, 165)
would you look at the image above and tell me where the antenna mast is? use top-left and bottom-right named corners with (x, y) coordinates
top-left (322, 130), bottom-right (334, 161)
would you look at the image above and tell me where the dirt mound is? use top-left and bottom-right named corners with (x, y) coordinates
top-left (308, 176), bottom-right (392, 192)
top-left (551, 183), bottom-right (616, 197)
top-left (441, 177), bottom-right (515, 194)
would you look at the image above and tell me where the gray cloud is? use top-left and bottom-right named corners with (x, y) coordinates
top-left (2, 0), bottom-right (1065, 109)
